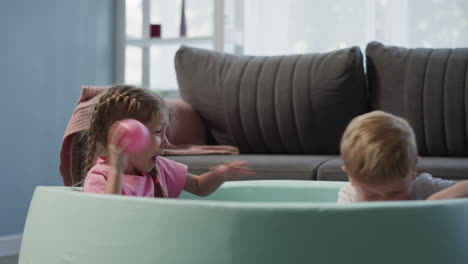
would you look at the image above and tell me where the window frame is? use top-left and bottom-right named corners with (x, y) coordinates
top-left (114, 0), bottom-right (243, 94)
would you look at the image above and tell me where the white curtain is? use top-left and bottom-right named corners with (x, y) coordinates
top-left (124, 0), bottom-right (468, 90)
top-left (243, 0), bottom-right (468, 56)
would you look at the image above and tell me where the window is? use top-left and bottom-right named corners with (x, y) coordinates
top-left (117, 0), bottom-right (240, 97)
top-left (117, 0), bottom-right (468, 94)
top-left (243, 0), bottom-right (468, 55)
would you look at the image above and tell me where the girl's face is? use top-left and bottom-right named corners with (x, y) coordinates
top-left (124, 111), bottom-right (169, 175)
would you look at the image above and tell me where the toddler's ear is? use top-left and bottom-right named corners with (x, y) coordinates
top-left (341, 165), bottom-right (347, 173)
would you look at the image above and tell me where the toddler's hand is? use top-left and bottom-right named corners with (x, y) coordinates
top-left (210, 160), bottom-right (255, 181)
top-left (427, 180), bottom-right (468, 200)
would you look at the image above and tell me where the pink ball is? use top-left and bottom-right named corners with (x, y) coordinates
top-left (116, 119), bottom-right (150, 153)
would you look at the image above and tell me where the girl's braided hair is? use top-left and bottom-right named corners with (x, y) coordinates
top-left (84, 85), bottom-right (169, 177)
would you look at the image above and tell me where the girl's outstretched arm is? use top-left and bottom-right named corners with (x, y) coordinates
top-left (427, 180), bottom-right (468, 200)
top-left (184, 161), bottom-right (255, 196)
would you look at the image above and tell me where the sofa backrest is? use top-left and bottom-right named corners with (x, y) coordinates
top-left (367, 42), bottom-right (468, 157)
top-left (175, 46), bottom-right (367, 154)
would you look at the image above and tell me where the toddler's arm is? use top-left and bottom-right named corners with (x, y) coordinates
top-left (183, 161), bottom-right (254, 196)
top-left (427, 180), bottom-right (468, 200)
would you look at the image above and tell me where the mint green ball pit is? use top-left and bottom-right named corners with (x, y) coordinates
top-left (19, 180), bottom-right (468, 264)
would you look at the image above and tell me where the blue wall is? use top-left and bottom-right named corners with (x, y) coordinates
top-left (0, 0), bottom-right (114, 236)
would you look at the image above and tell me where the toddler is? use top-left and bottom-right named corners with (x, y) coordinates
top-left (337, 111), bottom-right (456, 202)
top-left (83, 85), bottom-right (254, 197)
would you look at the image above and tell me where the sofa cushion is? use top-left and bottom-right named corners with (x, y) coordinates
top-left (366, 42), bottom-right (468, 157)
top-left (165, 99), bottom-right (207, 145)
top-left (166, 155), bottom-right (336, 181)
top-left (316, 158), bottom-right (347, 181)
top-left (175, 46), bottom-right (367, 154)
top-left (418, 157), bottom-right (468, 180)
top-left (317, 157), bottom-right (468, 181)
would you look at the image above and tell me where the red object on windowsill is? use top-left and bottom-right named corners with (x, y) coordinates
top-left (150, 24), bottom-right (161, 38)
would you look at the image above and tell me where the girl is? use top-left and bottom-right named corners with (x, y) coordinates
top-left (83, 85), bottom-right (254, 197)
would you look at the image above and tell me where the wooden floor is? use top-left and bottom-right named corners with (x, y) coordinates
top-left (0, 255), bottom-right (18, 264)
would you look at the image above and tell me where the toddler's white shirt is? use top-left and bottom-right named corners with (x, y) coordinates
top-left (337, 173), bottom-right (456, 203)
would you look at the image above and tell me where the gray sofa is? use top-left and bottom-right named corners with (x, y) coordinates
top-left (166, 42), bottom-right (468, 182)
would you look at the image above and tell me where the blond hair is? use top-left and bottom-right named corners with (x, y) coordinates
top-left (340, 111), bottom-right (417, 184)
top-left (84, 85), bottom-right (169, 175)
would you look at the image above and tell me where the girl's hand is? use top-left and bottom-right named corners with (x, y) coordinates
top-left (108, 122), bottom-right (130, 172)
top-left (104, 122), bottom-right (132, 195)
top-left (184, 161), bottom-right (255, 197)
top-left (108, 143), bottom-right (127, 172)
top-left (210, 160), bottom-right (255, 181)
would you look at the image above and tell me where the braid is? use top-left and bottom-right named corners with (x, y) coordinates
top-left (84, 116), bottom-right (99, 174)
top-left (83, 89), bottom-right (122, 175)
top-left (149, 168), bottom-right (167, 198)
